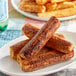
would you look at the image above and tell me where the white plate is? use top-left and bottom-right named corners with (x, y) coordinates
top-left (11, 0), bottom-right (76, 21)
top-left (0, 31), bottom-right (76, 76)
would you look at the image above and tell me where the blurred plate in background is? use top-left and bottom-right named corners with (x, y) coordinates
top-left (11, 0), bottom-right (76, 21)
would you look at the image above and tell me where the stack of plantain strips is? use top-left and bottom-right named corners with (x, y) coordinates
top-left (10, 17), bottom-right (74, 72)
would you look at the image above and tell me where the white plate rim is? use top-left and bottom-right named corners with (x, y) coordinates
top-left (0, 31), bottom-right (76, 76)
top-left (11, 0), bottom-right (76, 21)
top-left (0, 60), bottom-right (75, 76)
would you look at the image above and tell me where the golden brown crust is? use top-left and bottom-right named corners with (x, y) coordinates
top-left (50, 0), bottom-right (66, 3)
top-left (17, 48), bottom-right (74, 72)
top-left (46, 35), bottom-right (74, 53)
top-left (22, 23), bottom-right (40, 39)
top-left (10, 33), bottom-right (65, 60)
top-left (46, 2), bottom-right (75, 12)
top-left (54, 33), bottom-right (65, 39)
top-left (22, 23), bottom-right (65, 39)
top-left (37, 7), bottom-right (76, 18)
top-left (20, 16), bottom-right (60, 59)
top-left (22, 23), bottom-right (74, 53)
top-left (20, 0), bottom-right (46, 13)
top-left (10, 39), bottom-right (30, 59)
top-left (36, 0), bottom-right (49, 5)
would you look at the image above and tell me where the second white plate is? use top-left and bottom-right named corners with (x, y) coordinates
top-left (11, 0), bottom-right (76, 21)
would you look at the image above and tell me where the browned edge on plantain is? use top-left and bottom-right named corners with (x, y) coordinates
top-left (20, 16), bottom-right (60, 59)
top-left (10, 33), bottom-right (65, 60)
top-left (22, 23), bottom-right (74, 53)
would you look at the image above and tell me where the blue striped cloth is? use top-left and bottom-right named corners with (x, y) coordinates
top-left (0, 19), bottom-right (25, 48)
top-left (0, 19), bottom-right (24, 76)
top-left (0, 30), bottom-right (22, 48)
top-left (0, 30), bottom-right (22, 76)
